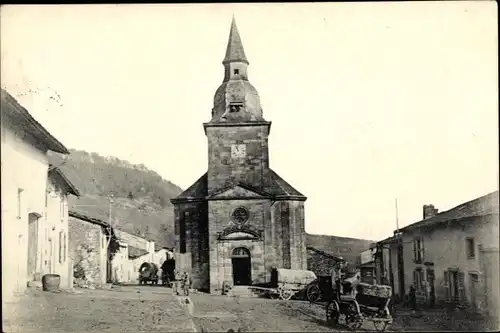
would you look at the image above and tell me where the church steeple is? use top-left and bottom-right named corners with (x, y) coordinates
top-left (209, 17), bottom-right (264, 123)
top-left (223, 17), bottom-right (249, 65)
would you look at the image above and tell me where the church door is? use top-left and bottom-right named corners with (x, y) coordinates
top-left (232, 247), bottom-right (251, 286)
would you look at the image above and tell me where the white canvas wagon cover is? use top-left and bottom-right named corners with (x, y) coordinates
top-left (358, 283), bottom-right (392, 298)
top-left (277, 268), bottom-right (317, 285)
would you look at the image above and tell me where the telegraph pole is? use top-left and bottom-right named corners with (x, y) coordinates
top-left (395, 198), bottom-right (400, 233)
top-left (109, 194), bottom-right (113, 225)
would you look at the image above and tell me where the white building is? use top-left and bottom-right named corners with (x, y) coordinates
top-left (1, 89), bottom-right (71, 300)
top-left (39, 167), bottom-right (80, 289)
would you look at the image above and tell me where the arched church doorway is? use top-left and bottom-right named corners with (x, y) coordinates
top-left (27, 212), bottom-right (41, 280)
top-left (232, 247), bottom-right (251, 286)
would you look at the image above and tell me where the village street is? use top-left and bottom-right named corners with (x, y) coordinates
top-left (4, 285), bottom-right (496, 332)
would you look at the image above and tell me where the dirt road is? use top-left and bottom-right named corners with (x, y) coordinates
top-left (3, 285), bottom-right (497, 332)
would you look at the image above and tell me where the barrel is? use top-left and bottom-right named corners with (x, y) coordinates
top-left (42, 274), bottom-right (61, 292)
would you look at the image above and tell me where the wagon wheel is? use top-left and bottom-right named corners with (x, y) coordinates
top-left (345, 303), bottom-right (363, 330)
top-left (373, 320), bottom-right (389, 332)
top-left (269, 291), bottom-right (279, 299)
top-left (306, 284), bottom-right (321, 303)
top-left (326, 301), bottom-right (340, 327)
top-left (279, 287), bottom-right (294, 300)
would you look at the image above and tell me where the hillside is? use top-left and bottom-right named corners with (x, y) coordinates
top-left (49, 149), bottom-right (183, 248)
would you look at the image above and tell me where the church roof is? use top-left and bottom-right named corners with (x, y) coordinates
top-left (223, 17), bottom-right (249, 65)
top-left (171, 169), bottom-right (306, 203)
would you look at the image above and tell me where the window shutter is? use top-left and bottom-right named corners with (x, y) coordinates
top-left (420, 238), bottom-right (425, 262)
top-left (413, 269), bottom-right (418, 287)
top-left (457, 272), bottom-right (466, 304)
top-left (63, 232), bottom-right (67, 263)
top-left (413, 239), bottom-right (417, 262)
top-left (443, 271), bottom-right (450, 302)
top-left (59, 231), bottom-right (63, 263)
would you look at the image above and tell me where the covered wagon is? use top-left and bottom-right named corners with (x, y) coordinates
top-left (250, 268), bottom-right (317, 300)
top-left (138, 262), bottom-right (159, 285)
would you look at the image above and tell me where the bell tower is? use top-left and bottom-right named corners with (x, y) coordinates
top-left (204, 17), bottom-right (272, 193)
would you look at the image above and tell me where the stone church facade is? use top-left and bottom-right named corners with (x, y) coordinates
top-left (171, 18), bottom-right (307, 293)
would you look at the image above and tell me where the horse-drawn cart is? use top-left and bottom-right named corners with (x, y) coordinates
top-left (322, 282), bottom-right (393, 331)
top-left (249, 268), bottom-right (317, 300)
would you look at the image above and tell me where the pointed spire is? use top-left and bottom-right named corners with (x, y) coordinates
top-left (223, 16), bottom-right (249, 65)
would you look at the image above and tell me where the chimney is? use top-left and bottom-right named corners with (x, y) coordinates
top-left (423, 204), bottom-right (439, 219)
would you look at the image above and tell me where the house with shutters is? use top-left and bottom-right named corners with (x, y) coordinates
top-left (36, 166), bottom-right (80, 290)
top-left (1, 89), bottom-right (72, 300)
top-left (377, 191), bottom-right (499, 317)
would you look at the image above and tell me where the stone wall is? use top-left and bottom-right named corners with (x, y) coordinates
top-left (174, 201), bottom-right (208, 290)
top-left (206, 124), bottom-right (269, 192)
top-left (68, 217), bottom-right (107, 287)
top-left (208, 199), bottom-right (266, 292)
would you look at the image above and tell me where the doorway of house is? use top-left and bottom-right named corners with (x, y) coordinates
top-left (27, 213), bottom-right (40, 281)
top-left (448, 270), bottom-right (459, 303)
top-left (426, 268), bottom-right (436, 307)
top-left (232, 247), bottom-right (251, 286)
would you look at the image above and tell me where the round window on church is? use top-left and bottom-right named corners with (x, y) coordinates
top-left (231, 206), bottom-right (250, 224)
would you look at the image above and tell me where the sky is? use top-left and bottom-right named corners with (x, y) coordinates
top-left (1, 2), bottom-right (498, 241)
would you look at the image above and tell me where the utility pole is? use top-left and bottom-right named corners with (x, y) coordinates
top-left (109, 194), bottom-right (113, 226)
top-left (395, 198), bottom-right (400, 233)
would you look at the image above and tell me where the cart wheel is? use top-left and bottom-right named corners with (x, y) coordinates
top-left (306, 284), bottom-right (321, 303)
top-left (345, 304), bottom-right (363, 330)
top-left (279, 287), bottom-right (294, 301)
top-left (373, 320), bottom-right (389, 332)
top-left (269, 291), bottom-right (279, 299)
top-left (326, 301), bottom-right (340, 327)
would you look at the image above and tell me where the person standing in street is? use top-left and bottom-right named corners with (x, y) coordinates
top-left (182, 271), bottom-right (190, 296)
top-left (409, 284), bottom-right (417, 314)
top-left (173, 269), bottom-right (182, 296)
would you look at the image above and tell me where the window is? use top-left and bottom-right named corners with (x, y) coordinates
top-left (234, 69), bottom-right (240, 75)
top-left (17, 188), bottom-right (23, 218)
top-left (466, 237), bottom-right (475, 259)
top-left (229, 102), bottom-right (243, 113)
top-left (413, 237), bottom-right (424, 263)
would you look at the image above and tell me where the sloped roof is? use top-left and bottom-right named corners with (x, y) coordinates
top-left (223, 17), bottom-right (249, 65)
top-left (128, 245), bottom-right (149, 259)
top-left (171, 169), bottom-right (305, 203)
top-left (69, 210), bottom-right (109, 228)
top-left (1, 88), bottom-right (69, 154)
top-left (399, 190), bottom-right (499, 233)
top-left (49, 166), bottom-right (80, 196)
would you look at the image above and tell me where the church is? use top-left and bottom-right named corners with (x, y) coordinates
top-left (171, 18), bottom-right (307, 293)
